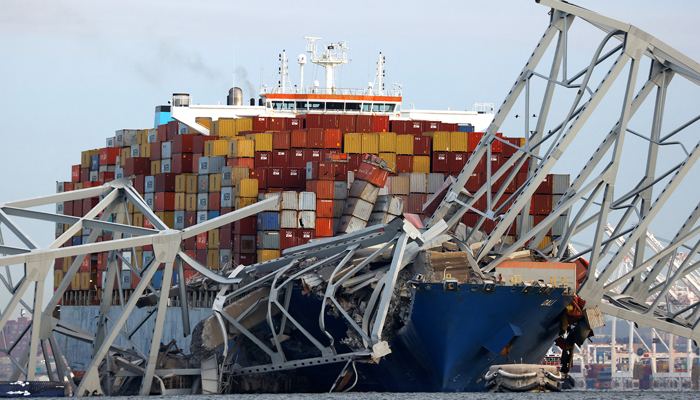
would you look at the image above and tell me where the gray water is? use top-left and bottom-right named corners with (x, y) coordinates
top-left (77, 392), bottom-right (696, 400)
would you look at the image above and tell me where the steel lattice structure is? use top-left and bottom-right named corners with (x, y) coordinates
top-left (429, 0), bottom-right (700, 343)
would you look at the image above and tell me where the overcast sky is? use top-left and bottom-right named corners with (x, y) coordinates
top-left (1, 0), bottom-right (700, 317)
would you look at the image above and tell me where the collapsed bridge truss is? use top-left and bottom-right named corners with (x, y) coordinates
top-left (1, 0), bottom-right (700, 395)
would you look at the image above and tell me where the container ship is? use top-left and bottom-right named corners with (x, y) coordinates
top-left (50, 38), bottom-right (596, 393)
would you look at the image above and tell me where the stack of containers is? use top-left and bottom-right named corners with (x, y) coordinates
top-left (339, 155), bottom-right (391, 234)
top-left (367, 195), bottom-right (404, 226)
top-left (306, 158), bottom-right (347, 238)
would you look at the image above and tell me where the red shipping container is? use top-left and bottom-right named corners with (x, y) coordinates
top-left (333, 161), bottom-right (348, 181)
top-left (173, 134), bottom-right (196, 153)
top-left (489, 153), bottom-right (504, 172)
top-left (154, 192), bottom-right (175, 211)
top-left (321, 149), bottom-right (339, 161)
top-left (154, 173), bottom-right (177, 192)
top-left (373, 115), bottom-right (390, 132)
top-left (356, 162), bottom-right (389, 187)
top-left (413, 136), bottom-right (431, 155)
top-left (196, 249), bottom-right (207, 265)
top-left (316, 218), bottom-right (334, 237)
top-left (322, 114), bottom-right (338, 129)
top-left (80, 256), bottom-right (90, 272)
top-left (272, 150), bottom-right (290, 168)
top-left (99, 148), bottom-right (120, 166)
top-left (273, 131), bottom-right (291, 150)
top-left (391, 120), bottom-right (408, 135)
top-left (124, 157), bottom-right (150, 176)
top-left (220, 229), bottom-right (232, 248)
top-left (64, 201), bottom-right (74, 217)
top-left (286, 118), bottom-right (302, 131)
top-left (356, 115), bottom-right (374, 133)
top-left (317, 162), bottom-right (333, 180)
top-left (171, 153), bottom-right (194, 173)
top-left (468, 132), bottom-right (484, 152)
top-left (251, 168), bottom-right (268, 190)
top-left (306, 180), bottom-right (316, 193)
top-left (185, 212), bottom-right (197, 228)
top-left (290, 149), bottom-right (307, 168)
top-left (424, 121), bottom-right (441, 132)
top-left (280, 229), bottom-right (298, 250)
top-left (308, 149), bottom-right (323, 163)
top-left (167, 120), bottom-right (178, 140)
top-left (305, 114), bottom-right (323, 129)
top-left (492, 133), bottom-right (504, 153)
top-left (449, 153), bottom-right (468, 174)
top-left (324, 129), bottom-right (343, 149)
top-left (299, 229), bottom-right (316, 245)
top-left (269, 117), bottom-right (286, 132)
top-left (502, 137), bottom-right (521, 157)
top-left (284, 167), bottom-right (305, 190)
top-left (234, 253), bottom-right (256, 265)
top-left (316, 181), bottom-right (335, 199)
top-left (220, 207), bottom-right (233, 228)
top-left (291, 130), bottom-right (308, 148)
top-left (308, 128), bottom-right (325, 148)
top-left (338, 115), bottom-right (356, 133)
top-left (347, 154), bottom-right (362, 172)
top-left (234, 216), bottom-right (258, 235)
top-left (83, 197), bottom-right (98, 213)
top-left (461, 213), bottom-right (480, 230)
top-left (81, 168), bottom-right (90, 182)
top-left (193, 136), bottom-right (217, 154)
top-left (209, 192), bottom-right (220, 210)
top-left (132, 175), bottom-right (145, 193)
top-left (157, 124), bottom-right (168, 142)
top-left (407, 120), bottom-right (424, 135)
top-left (268, 167), bottom-right (285, 188)
top-left (73, 200), bottom-right (83, 217)
top-left (238, 157), bottom-right (255, 170)
top-left (316, 199), bottom-right (334, 217)
top-left (253, 116), bottom-right (269, 131)
top-left (144, 218), bottom-right (154, 229)
top-left (465, 173), bottom-right (485, 193)
top-left (64, 182), bottom-right (74, 192)
top-left (255, 151), bottom-right (272, 168)
top-left (151, 142), bottom-right (162, 161)
top-left (432, 152), bottom-right (449, 173)
top-left (536, 174), bottom-right (554, 194)
top-left (196, 232), bottom-right (208, 249)
top-left (71, 165), bottom-right (80, 182)
top-left (533, 215), bottom-right (553, 235)
top-left (184, 236), bottom-right (195, 250)
top-left (442, 123), bottom-right (458, 131)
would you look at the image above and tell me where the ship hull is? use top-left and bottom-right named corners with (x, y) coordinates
top-left (230, 282), bottom-right (573, 392)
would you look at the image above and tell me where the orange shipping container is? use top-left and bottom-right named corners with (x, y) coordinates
top-left (316, 181), bottom-right (335, 199)
top-left (316, 199), bottom-right (334, 217)
top-left (324, 129), bottom-right (343, 149)
top-left (316, 218), bottom-right (334, 237)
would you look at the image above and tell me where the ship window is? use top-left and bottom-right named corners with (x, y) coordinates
top-left (362, 103), bottom-right (372, 112)
top-left (296, 101), bottom-right (308, 110)
top-left (385, 104), bottom-right (396, 112)
top-left (326, 102), bottom-right (344, 110)
top-left (283, 101), bottom-right (295, 110)
top-left (346, 103), bottom-right (361, 111)
top-left (372, 103), bottom-right (382, 112)
top-left (308, 102), bottom-right (324, 110)
top-left (272, 101), bottom-right (283, 110)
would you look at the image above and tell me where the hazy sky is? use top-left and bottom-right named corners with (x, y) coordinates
top-left (1, 0), bottom-right (700, 317)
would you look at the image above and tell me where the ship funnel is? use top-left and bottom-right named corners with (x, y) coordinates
top-left (227, 87), bottom-right (243, 106)
top-left (172, 93), bottom-right (190, 107)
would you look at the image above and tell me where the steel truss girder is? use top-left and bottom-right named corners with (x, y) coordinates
top-left (0, 179), bottom-right (281, 396)
top-left (425, 0), bottom-right (700, 344)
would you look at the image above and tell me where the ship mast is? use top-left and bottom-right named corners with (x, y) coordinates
top-left (278, 51), bottom-right (292, 94)
top-left (304, 37), bottom-right (349, 93)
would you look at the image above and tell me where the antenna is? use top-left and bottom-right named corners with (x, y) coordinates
top-left (304, 37), bottom-right (350, 93)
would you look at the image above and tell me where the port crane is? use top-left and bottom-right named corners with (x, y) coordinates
top-left (2, 0), bottom-right (700, 394)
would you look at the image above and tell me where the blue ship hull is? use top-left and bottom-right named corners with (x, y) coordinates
top-left (0, 382), bottom-right (65, 398)
top-left (233, 282), bottom-right (573, 392)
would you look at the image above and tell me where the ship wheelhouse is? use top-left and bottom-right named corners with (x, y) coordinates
top-left (263, 93), bottom-right (402, 116)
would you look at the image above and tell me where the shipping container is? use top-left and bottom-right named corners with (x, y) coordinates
top-left (324, 129), bottom-right (343, 149)
top-left (427, 173), bottom-right (445, 194)
top-left (432, 152), bottom-right (449, 173)
top-left (413, 156), bottom-right (430, 174)
top-left (367, 212), bottom-right (395, 226)
top-left (334, 181), bottom-right (347, 200)
top-left (299, 192), bottom-right (316, 210)
top-left (291, 130), bottom-right (308, 148)
top-left (433, 132), bottom-right (451, 151)
top-left (273, 131), bottom-right (291, 150)
top-left (396, 135), bottom-right (414, 155)
top-left (361, 133), bottom-right (379, 154)
top-left (349, 180), bottom-right (380, 203)
top-left (280, 229), bottom-right (298, 249)
top-left (343, 198), bottom-right (374, 221)
top-left (409, 173), bottom-right (427, 193)
top-left (315, 218), bottom-right (334, 237)
top-left (338, 215), bottom-right (367, 234)
top-left (308, 128), bottom-right (324, 148)
top-left (298, 211), bottom-right (316, 229)
top-left (281, 191), bottom-right (299, 210)
top-left (344, 133), bottom-right (362, 154)
top-left (337, 115), bottom-right (356, 133)
top-left (389, 176), bottom-right (410, 195)
top-left (316, 199), bottom-right (334, 217)
top-left (280, 210), bottom-right (298, 229)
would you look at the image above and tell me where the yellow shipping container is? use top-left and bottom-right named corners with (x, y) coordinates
top-left (237, 179), bottom-right (259, 198)
top-left (71, 272), bottom-right (81, 290)
top-left (74, 182), bottom-right (83, 190)
top-left (235, 197), bottom-right (257, 209)
top-left (255, 133), bottom-right (273, 152)
top-left (379, 132), bottom-right (397, 153)
top-left (230, 139), bottom-right (255, 158)
top-left (209, 174), bottom-right (222, 192)
top-left (186, 175), bottom-right (198, 193)
top-left (81, 149), bottom-right (99, 168)
top-left (207, 250), bottom-right (220, 270)
top-left (205, 139), bottom-right (228, 157)
top-left (236, 118), bottom-right (253, 133)
top-left (54, 270), bottom-right (64, 288)
top-left (151, 161), bottom-right (161, 175)
top-left (218, 118), bottom-right (237, 137)
top-left (80, 271), bottom-right (91, 290)
top-left (208, 229), bottom-right (220, 249)
top-left (155, 212), bottom-right (175, 229)
top-left (137, 130), bottom-right (148, 145)
top-left (450, 131), bottom-right (469, 152)
top-left (396, 135), bottom-right (414, 155)
top-left (120, 148), bottom-right (130, 167)
top-left (379, 152), bottom-right (397, 173)
top-left (195, 117), bottom-right (212, 129)
top-left (209, 120), bottom-right (219, 136)
top-left (62, 257), bottom-right (71, 272)
top-left (536, 236), bottom-right (553, 251)
top-left (231, 166), bottom-right (250, 188)
top-left (257, 250), bottom-right (280, 262)
top-left (344, 133), bottom-right (362, 154)
top-left (174, 193), bottom-right (186, 210)
top-left (175, 174), bottom-right (189, 192)
top-left (140, 143), bottom-right (151, 158)
top-left (362, 133), bottom-right (380, 154)
top-left (414, 156), bottom-right (431, 173)
top-left (186, 194), bottom-right (197, 211)
top-left (132, 212), bottom-right (144, 227)
top-left (433, 132), bottom-right (451, 151)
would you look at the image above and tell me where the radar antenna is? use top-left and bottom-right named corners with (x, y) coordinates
top-left (304, 37), bottom-right (350, 93)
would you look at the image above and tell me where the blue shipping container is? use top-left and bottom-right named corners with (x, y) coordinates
top-left (458, 125), bottom-right (475, 133)
top-left (262, 211), bottom-right (280, 231)
top-left (72, 236), bottom-right (82, 246)
top-left (208, 210), bottom-right (220, 220)
top-left (90, 155), bottom-right (100, 171)
top-left (153, 270), bottom-right (163, 289)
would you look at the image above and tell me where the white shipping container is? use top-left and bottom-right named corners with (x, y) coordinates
top-left (552, 195), bottom-right (568, 215)
top-left (222, 166), bottom-right (233, 187)
top-left (281, 210), bottom-right (298, 229)
top-left (299, 192), bottom-right (317, 211)
top-left (162, 142), bottom-right (173, 159)
top-left (115, 130), bottom-right (124, 147)
top-left (343, 198), bottom-right (374, 221)
top-left (349, 180), bottom-right (380, 203)
top-left (390, 176), bottom-right (410, 195)
top-left (552, 174), bottom-right (569, 195)
top-left (427, 173), bottom-right (445, 194)
top-left (161, 159), bottom-right (171, 173)
top-left (388, 196), bottom-right (404, 216)
top-left (334, 181), bottom-right (348, 200)
top-left (263, 232), bottom-right (280, 250)
top-left (373, 195), bottom-right (392, 213)
top-left (145, 176), bottom-right (155, 193)
top-left (282, 191), bottom-right (299, 210)
top-left (122, 271), bottom-right (132, 290)
top-left (196, 211), bottom-right (208, 224)
top-left (347, 170), bottom-right (355, 189)
top-left (338, 215), bottom-right (367, 234)
top-left (516, 215), bottom-right (533, 233)
top-left (197, 194), bottom-right (209, 211)
top-left (174, 211), bottom-right (185, 229)
top-left (298, 211), bottom-right (316, 229)
top-left (552, 215), bottom-right (569, 237)
top-left (409, 173), bottom-right (427, 194)
top-left (106, 137), bottom-right (115, 148)
top-left (367, 212), bottom-right (395, 226)
top-left (221, 187), bottom-right (234, 208)
top-left (263, 193), bottom-right (281, 211)
top-left (147, 129), bottom-right (158, 143)
top-left (131, 144), bottom-right (140, 158)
